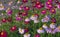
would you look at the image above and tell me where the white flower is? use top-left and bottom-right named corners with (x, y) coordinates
top-left (42, 24), bottom-right (48, 29)
top-left (25, 18), bottom-right (30, 22)
top-left (37, 28), bottom-right (44, 34)
top-left (34, 20), bottom-right (39, 23)
top-left (50, 23), bottom-right (56, 29)
top-left (24, 33), bottom-right (30, 37)
top-left (18, 28), bottom-right (24, 34)
top-left (30, 15), bottom-right (38, 20)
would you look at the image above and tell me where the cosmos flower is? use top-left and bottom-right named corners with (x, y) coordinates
top-left (18, 28), bottom-right (24, 34)
top-left (34, 20), bottom-right (39, 23)
top-left (0, 30), bottom-right (8, 37)
top-left (1, 18), bottom-right (7, 23)
top-left (42, 24), bottom-right (48, 29)
top-left (57, 4), bottom-right (60, 9)
top-left (22, 0), bottom-right (28, 3)
top-left (24, 6), bottom-right (30, 11)
top-left (19, 5), bottom-right (24, 10)
top-left (6, 9), bottom-right (12, 16)
top-left (17, 0), bottom-right (20, 4)
top-left (54, 26), bottom-right (60, 32)
top-left (24, 28), bottom-right (29, 33)
top-left (50, 8), bottom-right (56, 14)
top-left (41, 10), bottom-right (46, 14)
top-left (8, 1), bottom-right (13, 6)
top-left (41, 15), bottom-right (50, 22)
top-left (24, 18), bottom-right (30, 24)
top-left (51, 17), bottom-right (56, 23)
top-left (23, 33), bottom-right (30, 37)
top-left (22, 12), bottom-right (28, 16)
top-left (37, 27), bottom-right (45, 34)
top-left (50, 23), bottom-right (56, 29)
top-left (45, 28), bottom-right (52, 33)
top-left (30, 15), bottom-right (38, 20)
top-left (34, 34), bottom-right (40, 37)
top-left (16, 16), bottom-right (22, 21)
top-left (10, 26), bottom-right (17, 32)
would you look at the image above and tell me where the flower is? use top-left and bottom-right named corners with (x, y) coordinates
top-left (51, 17), bottom-right (56, 23)
top-left (24, 33), bottom-right (30, 37)
top-left (0, 5), bottom-right (4, 10)
top-left (50, 23), bottom-right (56, 29)
top-left (45, 28), bottom-right (52, 33)
top-left (19, 5), bottom-right (24, 10)
top-left (1, 18), bottom-right (7, 23)
top-left (24, 6), bottom-right (30, 11)
top-left (17, 0), bottom-right (20, 4)
top-left (41, 10), bottom-right (46, 14)
top-left (19, 28), bottom-right (24, 34)
top-left (42, 24), bottom-right (48, 29)
top-left (8, 1), bottom-right (13, 6)
top-left (16, 16), bottom-right (22, 21)
top-left (30, 15), bottom-right (38, 20)
top-left (34, 20), bottom-right (39, 23)
top-left (22, 0), bottom-right (28, 3)
top-left (0, 30), bottom-right (8, 37)
top-left (6, 9), bottom-right (12, 16)
top-left (22, 12), bottom-right (28, 16)
top-left (10, 26), bottom-right (17, 32)
top-left (37, 27), bottom-right (45, 34)
top-left (24, 18), bottom-right (30, 24)
top-left (55, 26), bottom-right (60, 32)
top-left (34, 34), bottom-right (40, 37)
top-left (41, 15), bottom-right (50, 22)
top-left (24, 28), bottom-right (29, 33)
top-left (50, 8), bottom-right (56, 14)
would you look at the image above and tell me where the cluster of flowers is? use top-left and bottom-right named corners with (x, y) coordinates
top-left (0, 0), bottom-right (60, 37)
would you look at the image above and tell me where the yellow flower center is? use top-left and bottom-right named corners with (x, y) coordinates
top-left (39, 27), bottom-right (43, 30)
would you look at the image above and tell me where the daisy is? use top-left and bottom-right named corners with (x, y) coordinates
top-left (50, 23), bottom-right (56, 29)
top-left (24, 33), bottom-right (30, 37)
top-left (18, 28), bottom-right (24, 34)
top-left (42, 24), bottom-right (48, 29)
top-left (37, 27), bottom-right (45, 34)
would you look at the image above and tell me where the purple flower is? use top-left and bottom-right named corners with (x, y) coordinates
top-left (50, 8), bottom-right (56, 14)
top-left (16, 16), bottom-right (22, 21)
top-left (7, 10), bottom-right (12, 16)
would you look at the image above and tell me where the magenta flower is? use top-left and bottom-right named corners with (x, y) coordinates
top-left (7, 10), bottom-right (12, 16)
top-left (24, 6), bottom-right (30, 11)
top-left (51, 17), bottom-right (56, 23)
top-left (41, 10), bottom-right (46, 14)
top-left (22, 12), bottom-right (28, 16)
top-left (36, 4), bottom-right (42, 9)
top-left (22, 0), bottom-right (28, 3)
top-left (50, 8), bottom-right (56, 14)
top-left (24, 28), bottom-right (29, 33)
top-left (16, 16), bottom-right (22, 21)
top-left (0, 30), bottom-right (8, 37)
top-left (34, 34), bottom-right (40, 37)
top-left (57, 4), bottom-right (60, 9)
top-left (1, 18), bottom-right (7, 23)
top-left (10, 25), bottom-right (17, 32)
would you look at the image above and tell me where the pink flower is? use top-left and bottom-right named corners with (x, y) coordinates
top-left (7, 10), bottom-right (12, 16)
top-left (16, 16), bottom-right (22, 21)
top-left (50, 8), bottom-right (56, 14)
top-left (22, 0), bottom-right (28, 3)
top-left (0, 30), bottom-right (8, 37)
top-left (41, 10), bottom-right (46, 14)
top-left (1, 18), bottom-right (7, 23)
top-left (10, 26), bottom-right (17, 32)
top-left (22, 12), bottom-right (28, 16)
top-left (34, 34), bottom-right (40, 37)
top-left (24, 6), bottom-right (30, 11)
